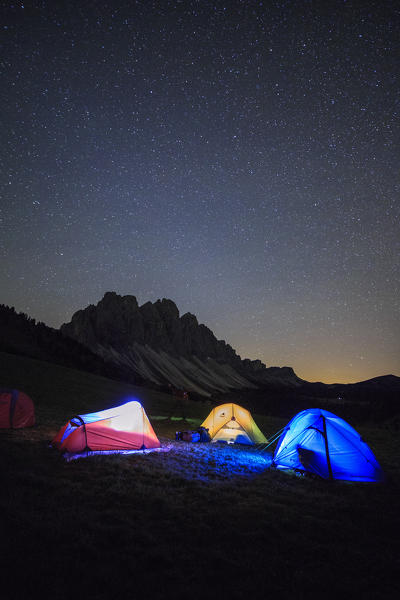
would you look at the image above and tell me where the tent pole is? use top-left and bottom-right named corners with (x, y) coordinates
top-left (322, 416), bottom-right (333, 481)
top-left (142, 406), bottom-right (145, 451)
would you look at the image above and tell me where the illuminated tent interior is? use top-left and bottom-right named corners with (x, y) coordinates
top-left (0, 388), bottom-right (35, 429)
top-left (52, 400), bottom-right (160, 456)
top-left (272, 408), bottom-right (384, 482)
top-left (201, 403), bottom-right (267, 445)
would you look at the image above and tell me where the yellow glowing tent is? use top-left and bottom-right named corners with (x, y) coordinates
top-left (201, 403), bottom-right (267, 445)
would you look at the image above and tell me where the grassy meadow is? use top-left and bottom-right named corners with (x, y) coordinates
top-left (1, 351), bottom-right (399, 599)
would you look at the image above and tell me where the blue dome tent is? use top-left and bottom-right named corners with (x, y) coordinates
top-left (272, 409), bottom-right (384, 482)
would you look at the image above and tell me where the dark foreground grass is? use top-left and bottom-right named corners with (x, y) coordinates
top-left (1, 351), bottom-right (399, 599)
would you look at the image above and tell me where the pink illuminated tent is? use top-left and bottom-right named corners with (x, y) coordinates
top-left (52, 400), bottom-right (160, 457)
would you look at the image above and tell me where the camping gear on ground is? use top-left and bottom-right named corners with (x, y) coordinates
top-left (175, 426), bottom-right (210, 443)
top-left (201, 403), bottom-right (267, 445)
top-left (272, 408), bottom-right (384, 482)
top-left (0, 388), bottom-right (35, 428)
top-left (183, 431), bottom-right (200, 442)
top-left (52, 400), bottom-right (160, 456)
top-left (197, 426), bottom-right (211, 442)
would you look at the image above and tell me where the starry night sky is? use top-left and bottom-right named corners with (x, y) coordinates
top-left (1, 0), bottom-right (399, 383)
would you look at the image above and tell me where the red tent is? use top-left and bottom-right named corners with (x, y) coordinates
top-left (52, 400), bottom-right (160, 456)
top-left (0, 389), bottom-right (35, 428)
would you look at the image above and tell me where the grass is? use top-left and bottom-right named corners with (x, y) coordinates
top-left (1, 351), bottom-right (399, 599)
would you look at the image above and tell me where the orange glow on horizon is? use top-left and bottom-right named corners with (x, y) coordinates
top-left (290, 365), bottom-right (396, 385)
top-left (246, 347), bottom-right (400, 385)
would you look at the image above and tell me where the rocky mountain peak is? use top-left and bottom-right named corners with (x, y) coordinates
top-left (154, 298), bottom-right (180, 321)
top-left (61, 291), bottom-right (301, 394)
top-left (181, 312), bottom-right (198, 327)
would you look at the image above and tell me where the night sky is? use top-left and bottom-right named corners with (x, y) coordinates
top-left (1, 0), bottom-right (399, 383)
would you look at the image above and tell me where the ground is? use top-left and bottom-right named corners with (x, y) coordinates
top-left (1, 351), bottom-right (399, 599)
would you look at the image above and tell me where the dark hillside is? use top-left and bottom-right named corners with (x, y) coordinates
top-left (0, 304), bottom-right (144, 386)
top-left (0, 350), bottom-right (210, 424)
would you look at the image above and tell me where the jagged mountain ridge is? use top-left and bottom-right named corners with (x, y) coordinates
top-left (61, 292), bottom-right (301, 396)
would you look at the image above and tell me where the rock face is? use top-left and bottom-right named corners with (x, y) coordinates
top-left (61, 292), bottom-right (301, 396)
